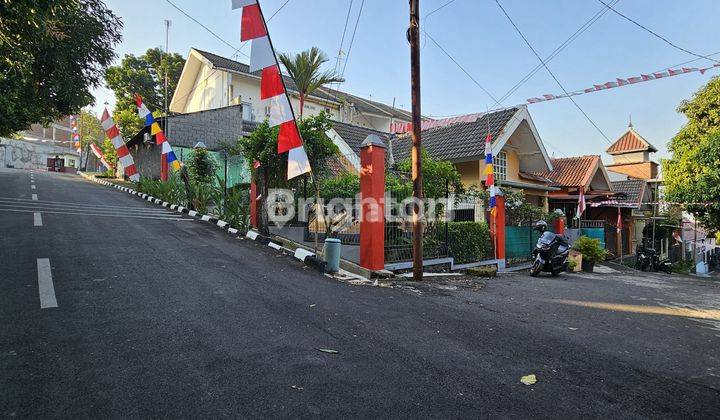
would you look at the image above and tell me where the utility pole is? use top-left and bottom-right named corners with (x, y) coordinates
top-left (409, 0), bottom-right (423, 281)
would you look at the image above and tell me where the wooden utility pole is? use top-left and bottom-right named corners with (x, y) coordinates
top-left (409, 0), bottom-right (423, 281)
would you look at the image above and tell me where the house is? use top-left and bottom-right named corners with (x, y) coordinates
top-left (389, 106), bottom-right (557, 220)
top-left (605, 122), bottom-right (659, 181)
top-left (536, 155), bottom-right (614, 219)
top-left (170, 48), bottom-right (413, 133)
top-left (125, 104), bottom-right (250, 185)
top-left (0, 118), bottom-right (80, 171)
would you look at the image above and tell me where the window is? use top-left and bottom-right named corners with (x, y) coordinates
top-left (69, 159), bottom-right (75, 167)
top-left (494, 151), bottom-right (507, 181)
top-left (242, 102), bottom-right (253, 121)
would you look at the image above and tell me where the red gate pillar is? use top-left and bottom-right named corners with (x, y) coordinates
top-left (553, 216), bottom-right (565, 235)
top-left (160, 153), bottom-right (168, 182)
top-left (250, 178), bottom-right (258, 229)
top-left (360, 135), bottom-right (386, 271)
top-left (494, 193), bottom-right (506, 262)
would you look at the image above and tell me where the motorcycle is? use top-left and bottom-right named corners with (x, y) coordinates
top-left (635, 245), bottom-right (672, 274)
top-left (530, 221), bottom-right (570, 277)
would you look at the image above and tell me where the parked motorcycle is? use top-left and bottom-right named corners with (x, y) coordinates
top-left (530, 221), bottom-right (570, 277)
top-left (635, 245), bottom-right (672, 274)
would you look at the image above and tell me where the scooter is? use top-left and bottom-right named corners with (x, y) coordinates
top-left (635, 245), bottom-right (672, 274)
top-left (530, 221), bottom-right (570, 277)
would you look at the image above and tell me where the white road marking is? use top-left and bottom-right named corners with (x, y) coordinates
top-left (188, 210), bottom-right (197, 217)
top-left (31, 185), bottom-right (36, 189)
top-left (0, 208), bottom-right (191, 220)
top-left (37, 258), bottom-right (57, 309)
top-left (34, 212), bottom-right (42, 226)
top-left (32, 194), bottom-right (37, 201)
top-left (201, 215), bottom-right (211, 221)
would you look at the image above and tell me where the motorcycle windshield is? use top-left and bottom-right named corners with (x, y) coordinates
top-left (539, 231), bottom-right (556, 245)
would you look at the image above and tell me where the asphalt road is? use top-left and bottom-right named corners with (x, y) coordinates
top-left (1, 168), bottom-right (719, 418)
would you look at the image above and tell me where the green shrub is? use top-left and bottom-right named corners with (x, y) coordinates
top-left (567, 259), bottom-right (578, 271)
top-left (572, 236), bottom-right (607, 263)
top-left (439, 221), bottom-right (493, 264)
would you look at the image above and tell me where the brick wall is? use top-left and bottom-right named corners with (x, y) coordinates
top-left (129, 104), bottom-right (244, 179)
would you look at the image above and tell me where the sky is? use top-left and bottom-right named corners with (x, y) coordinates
top-left (92, 0), bottom-right (720, 164)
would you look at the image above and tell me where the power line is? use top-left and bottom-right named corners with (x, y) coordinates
top-left (333, 0), bottom-right (354, 76)
top-left (340, 0), bottom-right (365, 80)
top-left (498, 0), bottom-right (619, 103)
top-left (267, 0), bottom-right (292, 21)
top-left (164, 0), bottom-right (249, 58)
top-left (425, 0), bottom-right (459, 19)
top-left (597, 0), bottom-right (720, 64)
top-left (494, 0), bottom-right (613, 144)
top-left (422, 30), bottom-right (502, 106)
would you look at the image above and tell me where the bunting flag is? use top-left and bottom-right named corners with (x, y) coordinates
top-left (134, 94), bottom-right (182, 171)
top-left (70, 115), bottom-right (81, 152)
top-left (232, 0), bottom-right (311, 180)
top-left (100, 108), bottom-right (140, 182)
top-left (89, 143), bottom-right (113, 171)
top-left (484, 133), bottom-right (496, 215)
top-left (527, 63), bottom-right (720, 104)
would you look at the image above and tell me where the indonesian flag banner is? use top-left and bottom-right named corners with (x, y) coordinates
top-left (527, 63), bottom-right (720, 104)
top-left (577, 188), bottom-right (586, 219)
top-left (232, 0), bottom-right (311, 180)
top-left (134, 94), bottom-right (181, 171)
top-left (100, 108), bottom-right (140, 182)
top-left (89, 143), bottom-right (113, 171)
top-left (617, 207), bottom-right (622, 233)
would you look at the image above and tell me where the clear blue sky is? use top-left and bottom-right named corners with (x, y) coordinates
top-left (92, 0), bottom-right (720, 162)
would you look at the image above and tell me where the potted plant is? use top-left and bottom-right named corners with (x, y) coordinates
top-left (572, 236), bottom-right (607, 272)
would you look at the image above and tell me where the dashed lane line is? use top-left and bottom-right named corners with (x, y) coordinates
top-left (32, 194), bottom-right (37, 201)
top-left (34, 212), bottom-right (42, 226)
top-left (37, 258), bottom-right (57, 309)
top-left (0, 208), bottom-right (192, 220)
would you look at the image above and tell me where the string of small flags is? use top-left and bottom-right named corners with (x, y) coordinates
top-left (527, 63), bottom-right (720, 104)
top-left (134, 94), bottom-right (182, 171)
top-left (70, 115), bottom-right (81, 153)
top-left (232, 0), bottom-right (312, 180)
top-left (100, 108), bottom-right (140, 182)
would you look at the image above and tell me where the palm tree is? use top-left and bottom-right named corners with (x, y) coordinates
top-left (278, 47), bottom-right (344, 118)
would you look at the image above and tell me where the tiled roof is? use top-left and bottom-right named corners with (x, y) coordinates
top-left (606, 127), bottom-right (657, 154)
top-left (331, 121), bottom-right (390, 155)
top-left (611, 179), bottom-right (646, 205)
top-left (193, 48), bottom-right (412, 122)
top-left (391, 107), bottom-right (519, 162)
top-left (535, 155), bottom-right (600, 188)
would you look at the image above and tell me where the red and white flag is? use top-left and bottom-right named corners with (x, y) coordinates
top-left (233, 0), bottom-right (311, 180)
top-left (577, 188), bottom-right (586, 218)
top-left (616, 207), bottom-right (622, 233)
top-left (101, 108), bottom-right (139, 181)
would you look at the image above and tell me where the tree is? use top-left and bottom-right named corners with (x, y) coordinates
top-left (101, 137), bottom-right (117, 177)
top-left (0, 0), bottom-right (122, 137)
top-left (77, 110), bottom-right (104, 169)
top-left (278, 47), bottom-right (344, 118)
top-left (105, 47), bottom-right (184, 137)
top-left (237, 112), bottom-right (339, 233)
top-left (663, 76), bottom-right (720, 233)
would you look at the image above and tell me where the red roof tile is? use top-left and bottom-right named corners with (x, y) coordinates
top-left (606, 128), bottom-right (657, 154)
top-left (534, 155), bottom-right (600, 188)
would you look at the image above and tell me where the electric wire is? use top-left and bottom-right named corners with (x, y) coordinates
top-left (597, 0), bottom-right (720, 64)
top-left (340, 0), bottom-right (365, 80)
top-left (494, 0), bottom-right (613, 144)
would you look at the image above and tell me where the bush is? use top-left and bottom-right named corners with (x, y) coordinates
top-left (440, 221), bottom-right (493, 264)
top-left (466, 265), bottom-right (497, 277)
top-left (572, 236), bottom-right (607, 263)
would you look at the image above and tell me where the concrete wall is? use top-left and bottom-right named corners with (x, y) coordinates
top-left (0, 138), bottom-right (78, 170)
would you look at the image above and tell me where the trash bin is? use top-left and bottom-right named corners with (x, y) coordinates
top-left (323, 238), bottom-right (341, 273)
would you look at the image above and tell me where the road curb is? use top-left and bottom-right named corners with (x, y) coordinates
top-left (77, 172), bottom-right (326, 273)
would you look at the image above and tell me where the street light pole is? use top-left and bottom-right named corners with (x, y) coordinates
top-left (409, 0), bottom-right (423, 281)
